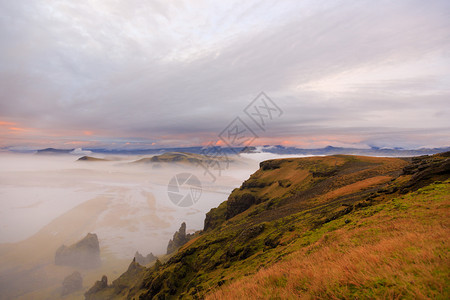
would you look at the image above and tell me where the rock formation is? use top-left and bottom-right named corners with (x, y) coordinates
top-left (166, 222), bottom-right (194, 254)
top-left (61, 271), bottom-right (82, 296)
top-left (55, 233), bottom-right (101, 269)
top-left (226, 192), bottom-right (257, 219)
top-left (85, 275), bottom-right (108, 299)
top-left (134, 251), bottom-right (157, 265)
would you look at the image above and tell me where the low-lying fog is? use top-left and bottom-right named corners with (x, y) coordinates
top-left (0, 151), bottom-right (306, 298)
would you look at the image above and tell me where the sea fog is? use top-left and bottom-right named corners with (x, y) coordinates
top-left (0, 152), bottom-right (253, 256)
top-left (0, 151), bottom-right (307, 298)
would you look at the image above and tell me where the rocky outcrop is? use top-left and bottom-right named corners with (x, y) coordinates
top-left (166, 222), bottom-right (194, 254)
top-left (259, 159), bottom-right (282, 170)
top-left (226, 192), bottom-right (257, 220)
top-left (62, 271), bottom-right (82, 296)
top-left (55, 233), bottom-right (101, 269)
top-left (401, 152), bottom-right (450, 192)
top-left (85, 275), bottom-right (107, 299)
top-left (134, 251), bottom-right (157, 265)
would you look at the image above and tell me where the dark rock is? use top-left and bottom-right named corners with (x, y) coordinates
top-left (61, 271), bottom-right (82, 296)
top-left (312, 170), bottom-right (338, 177)
top-left (260, 159), bottom-right (282, 170)
top-left (264, 234), bottom-right (281, 249)
top-left (323, 206), bottom-right (353, 224)
top-left (127, 258), bottom-right (145, 273)
top-left (440, 151), bottom-right (450, 157)
top-left (277, 179), bottom-right (292, 187)
top-left (55, 233), bottom-right (101, 269)
top-left (241, 179), bottom-right (269, 188)
top-left (226, 193), bottom-right (256, 219)
top-left (203, 209), bottom-right (216, 232)
top-left (167, 222), bottom-right (193, 254)
top-left (237, 224), bottom-right (265, 243)
top-left (401, 155), bottom-right (450, 192)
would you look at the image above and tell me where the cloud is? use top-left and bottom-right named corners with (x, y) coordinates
top-left (0, 0), bottom-right (449, 149)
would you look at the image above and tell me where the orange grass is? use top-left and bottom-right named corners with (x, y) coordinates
top-left (320, 175), bottom-right (392, 202)
top-left (208, 184), bottom-right (450, 299)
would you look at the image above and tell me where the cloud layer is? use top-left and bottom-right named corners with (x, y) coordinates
top-left (1, 0), bottom-right (449, 149)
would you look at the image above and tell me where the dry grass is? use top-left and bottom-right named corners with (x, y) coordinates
top-left (207, 183), bottom-right (450, 300)
top-left (320, 175), bottom-right (392, 202)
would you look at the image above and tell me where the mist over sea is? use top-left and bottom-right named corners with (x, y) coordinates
top-left (0, 152), bottom-right (306, 256)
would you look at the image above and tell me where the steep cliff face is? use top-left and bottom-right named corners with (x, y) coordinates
top-left (204, 154), bottom-right (407, 232)
top-left (55, 233), bottom-right (101, 269)
top-left (85, 153), bottom-right (450, 299)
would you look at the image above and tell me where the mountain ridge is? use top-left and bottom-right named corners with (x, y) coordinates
top-left (18, 145), bottom-right (450, 156)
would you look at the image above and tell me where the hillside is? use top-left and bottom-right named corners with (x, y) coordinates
top-left (132, 152), bottom-right (236, 168)
top-left (35, 148), bottom-right (74, 155)
top-left (85, 153), bottom-right (450, 299)
top-left (77, 156), bottom-right (109, 162)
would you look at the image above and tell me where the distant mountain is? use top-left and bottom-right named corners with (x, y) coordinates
top-left (29, 145), bottom-right (450, 157)
top-left (243, 145), bottom-right (450, 156)
top-left (80, 145), bottom-right (450, 157)
top-left (35, 148), bottom-right (74, 155)
top-left (131, 152), bottom-right (235, 169)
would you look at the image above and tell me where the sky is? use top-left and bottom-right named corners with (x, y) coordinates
top-left (0, 0), bottom-right (449, 150)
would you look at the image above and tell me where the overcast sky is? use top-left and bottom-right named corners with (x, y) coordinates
top-left (0, 0), bottom-right (449, 150)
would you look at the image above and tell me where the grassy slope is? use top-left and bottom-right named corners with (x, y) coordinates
top-left (208, 180), bottom-right (450, 299)
top-left (85, 154), bottom-right (449, 299)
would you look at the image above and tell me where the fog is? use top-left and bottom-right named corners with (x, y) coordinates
top-left (0, 153), bottom-right (254, 255)
top-left (0, 151), bottom-right (307, 298)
